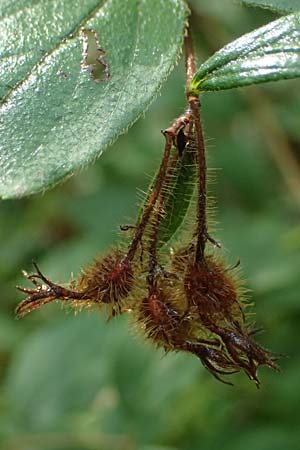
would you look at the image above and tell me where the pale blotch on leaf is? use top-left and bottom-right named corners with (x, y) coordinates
top-left (80, 28), bottom-right (110, 82)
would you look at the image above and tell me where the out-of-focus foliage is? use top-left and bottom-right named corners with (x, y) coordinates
top-left (1, 2), bottom-right (300, 450)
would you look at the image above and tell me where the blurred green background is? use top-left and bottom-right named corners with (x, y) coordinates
top-left (1, 2), bottom-right (300, 449)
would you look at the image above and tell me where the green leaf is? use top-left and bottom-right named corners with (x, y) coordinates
top-left (137, 145), bottom-right (196, 248)
top-left (157, 147), bottom-right (196, 247)
top-left (241, 0), bottom-right (300, 14)
top-left (0, 0), bottom-right (107, 100)
top-left (0, 0), bottom-right (188, 199)
top-left (188, 12), bottom-right (300, 93)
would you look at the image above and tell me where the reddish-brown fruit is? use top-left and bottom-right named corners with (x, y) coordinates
top-left (136, 281), bottom-right (223, 358)
top-left (138, 284), bottom-right (184, 348)
top-left (168, 248), bottom-right (280, 383)
top-left (134, 278), bottom-right (244, 385)
top-left (184, 256), bottom-right (241, 323)
top-left (78, 250), bottom-right (134, 306)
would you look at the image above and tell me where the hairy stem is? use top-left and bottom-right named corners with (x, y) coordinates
top-left (125, 133), bottom-right (173, 262)
top-left (147, 153), bottom-right (179, 287)
top-left (185, 28), bottom-right (208, 262)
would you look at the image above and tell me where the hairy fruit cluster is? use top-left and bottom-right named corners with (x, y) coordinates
top-left (16, 130), bottom-right (278, 386)
top-left (15, 33), bottom-right (279, 386)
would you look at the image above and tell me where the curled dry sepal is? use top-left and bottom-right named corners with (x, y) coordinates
top-left (16, 99), bottom-right (279, 388)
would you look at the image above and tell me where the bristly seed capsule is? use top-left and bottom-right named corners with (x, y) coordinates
top-left (15, 26), bottom-right (279, 387)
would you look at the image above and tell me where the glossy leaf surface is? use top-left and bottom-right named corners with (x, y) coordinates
top-left (0, 0), bottom-right (188, 198)
top-left (189, 12), bottom-right (300, 92)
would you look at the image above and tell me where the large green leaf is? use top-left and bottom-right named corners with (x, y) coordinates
top-left (188, 12), bottom-right (300, 93)
top-left (0, 0), bottom-right (188, 199)
top-left (241, 0), bottom-right (300, 14)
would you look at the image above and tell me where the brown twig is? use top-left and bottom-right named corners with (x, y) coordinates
top-left (125, 132), bottom-right (173, 262)
top-left (147, 153), bottom-right (179, 287)
top-left (185, 28), bottom-right (209, 262)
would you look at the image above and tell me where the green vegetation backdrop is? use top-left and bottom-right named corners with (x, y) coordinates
top-left (1, 1), bottom-right (300, 449)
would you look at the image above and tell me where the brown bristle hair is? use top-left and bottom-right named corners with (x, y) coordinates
top-left (134, 280), bottom-right (187, 349)
top-left (77, 249), bottom-right (134, 307)
top-left (184, 255), bottom-right (243, 323)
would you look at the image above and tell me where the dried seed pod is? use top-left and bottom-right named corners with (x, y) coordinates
top-left (135, 280), bottom-right (187, 349)
top-left (133, 277), bottom-right (231, 370)
top-left (184, 254), bottom-right (243, 324)
top-left (133, 278), bottom-right (243, 385)
top-left (167, 245), bottom-right (280, 383)
top-left (77, 249), bottom-right (134, 307)
top-left (16, 249), bottom-right (134, 318)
